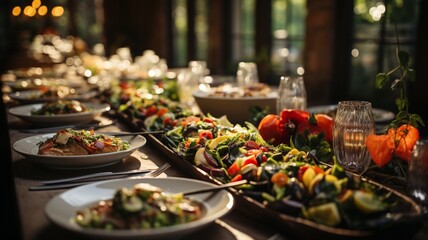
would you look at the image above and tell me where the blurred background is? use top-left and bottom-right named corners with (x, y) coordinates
top-left (0, 0), bottom-right (427, 134)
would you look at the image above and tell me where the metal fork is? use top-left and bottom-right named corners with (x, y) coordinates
top-left (141, 162), bottom-right (171, 178)
top-left (29, 163), bottom-right (171, 191)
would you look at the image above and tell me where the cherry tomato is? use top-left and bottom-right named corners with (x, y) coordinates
top-left (156, 107), bottom-right (168, 117)
top-left (198, 130), bottom-right (213, 140)
top-left (271, 172), bottom-right (288, 187)
top-left (145, 105), bottom-right (157, 117)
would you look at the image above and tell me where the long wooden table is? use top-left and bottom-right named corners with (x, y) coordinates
top-left (4, 103), bottom-right (428, 240)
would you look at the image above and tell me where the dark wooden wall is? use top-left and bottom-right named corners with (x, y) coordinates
top-left (103, 0), bottom-right (170, 58)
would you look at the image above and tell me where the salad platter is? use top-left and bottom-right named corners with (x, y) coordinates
top-left (112, 110), bottom-right (423, 240)
top-left (103, 81), bottom-right (424, 240)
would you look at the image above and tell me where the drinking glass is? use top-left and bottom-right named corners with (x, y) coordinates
top-left (177, 69), bottom-right (198, 107)
top-left (276, 76), bottom-right (307, 113)
top-left (333, 101), bottom-right (375, 175)
top-left (236, 62), bottom-right (259, 88)
top-left (407, 140), bottom-right (428, 211)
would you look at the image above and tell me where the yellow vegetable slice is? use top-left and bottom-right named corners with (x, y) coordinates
top-left (353, 190), bottom-right (387, 214)
top-left (307, 202), bottom-right (341, 227)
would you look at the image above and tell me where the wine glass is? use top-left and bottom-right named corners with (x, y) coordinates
top-left (333, 101), bottom-right (375, 175)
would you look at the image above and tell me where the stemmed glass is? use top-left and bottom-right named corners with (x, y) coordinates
top-left (333, 101), bottom-right (375, 175)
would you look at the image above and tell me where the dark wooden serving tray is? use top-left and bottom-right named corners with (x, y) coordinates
top-left (115, 111), bottom-right (424, 240)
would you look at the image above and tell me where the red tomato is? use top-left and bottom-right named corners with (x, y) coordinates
top-left (156, 107), bottom-right (168, 117)
top-left (199, 130), bottom-right (213, 139)
top-left (242, 156), bottom-right (258, 167)
top-left (296, 113), bottom-right (334, 143)
top-left (314, 114), bottom-right (334, 143)
top-left (231, 174), bottom-right (243, 182)
top-left (145, 105), bottom-right (157, 117)
top-left (227, 161), bottom-right (241, 176)
top-left (203, 117), bottom-right (216, 126)
top-left (163, 117), bottom-right (172, 126)
top-left (258, 114), bottom-right (285, 145)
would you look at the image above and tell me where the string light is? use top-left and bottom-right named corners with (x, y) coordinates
top-left (12, 6), bottom-right (21, 16)
top-left (11, 0), bottom-right (64, 18)
top-left (38, 5), bottom-right (48, 16)
top-left (51, 6), bottom-right (64, 17)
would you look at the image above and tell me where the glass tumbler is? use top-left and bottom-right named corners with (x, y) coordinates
top-left (236, 62), bottom-right (259, 88)
top-left (333, 101), bottom-right (375, 175)
top-left (276, 76), bottom-right (307, 113)
top-left (407, 140), bottom-right (428, 211)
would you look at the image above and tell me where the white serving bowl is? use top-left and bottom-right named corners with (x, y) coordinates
top-left (193, 89), bottom-right (277, 125)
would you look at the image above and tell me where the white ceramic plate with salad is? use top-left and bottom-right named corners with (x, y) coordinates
top-left (44, 177), bottom-right (234, 239)
top-left (8, 102), bottom-right (111, 125)
top-left (9, 89), bottom-right (98, 104)
top-left (12, 133), bottom-right (146, 169)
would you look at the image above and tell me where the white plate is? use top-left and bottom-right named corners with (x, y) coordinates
top-left (45, 177), bottom-right (234, 240)
top-left (8, 102), bottom-right (111, 125)
top-left (9, 90), bottom-right (98, 104)
top-left (4, 78), bottom-right (84, 91)
top-left (307, 104), bottom-right (395, 123)
top-left (12, 134), bottom-right (146, 169)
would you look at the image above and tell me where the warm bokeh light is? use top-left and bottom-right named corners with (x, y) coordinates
top-left (297, 67), bottom-right (305, 75)
top-left (51, 6), bottom-right (64, 17)
top-left (32, 0), bottom-right (41, 9)
top-left (38, 5), bottom-right (48, 16)
top-left (351, 48), bottom-right (359, 57)
top-left (12, 6), bottom-right (21, 16)
top-left (24, 6), bottom-right (36, 17)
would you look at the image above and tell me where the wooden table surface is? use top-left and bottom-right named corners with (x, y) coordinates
top-left (5, 105), bottom-right (428, 240)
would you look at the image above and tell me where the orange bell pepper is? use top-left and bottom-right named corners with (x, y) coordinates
top-left (366, 134), bottom-right (395, 168)
top-left (388, 124), bottom-right (420, 162)
top-left (366, 124), bottom-right (419, 167)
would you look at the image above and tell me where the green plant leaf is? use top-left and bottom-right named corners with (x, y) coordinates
top-left (375, 73), bottom-right (388, 89)
top-left (391, 79), bottom-right (402, 90)
top-left (410, 114), bottom-right (425, 127)
top-left (398, 50), bottom-right (410, 68)
top-left (395, 99), bottom-right (406, 111)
